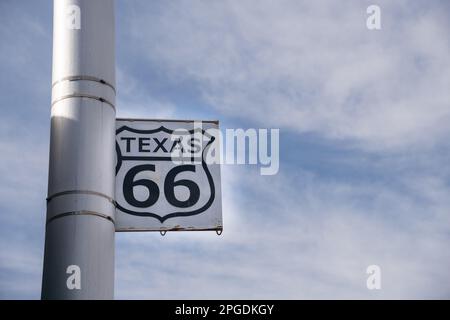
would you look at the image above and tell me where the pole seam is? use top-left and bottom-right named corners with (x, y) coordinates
top-left (52, 75), bottom-right (116, 93)
top-left (51, 94), bottom-right (116, 111)
top-left (46, 210), bottom-right (115, 226)
top-left (46, 190), bottom-right (116, 204)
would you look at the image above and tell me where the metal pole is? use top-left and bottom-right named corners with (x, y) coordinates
top-left (42, 0), bottom-right (116, 299)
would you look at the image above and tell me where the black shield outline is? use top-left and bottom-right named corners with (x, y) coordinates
top-left (115, 125), bottom-right (216, 223)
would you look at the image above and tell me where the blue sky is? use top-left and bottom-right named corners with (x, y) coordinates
top-left (1, 0), bottom-right (450, 299)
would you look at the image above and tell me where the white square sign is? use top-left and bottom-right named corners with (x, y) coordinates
top-left (115, 119), bottom-right (222, 232)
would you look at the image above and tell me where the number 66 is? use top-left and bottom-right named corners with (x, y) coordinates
top-left (123, 164), bottom-right (201, 209)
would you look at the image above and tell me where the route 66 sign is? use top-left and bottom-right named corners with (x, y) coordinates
top-left (115, 119), bottom-right (222, 232)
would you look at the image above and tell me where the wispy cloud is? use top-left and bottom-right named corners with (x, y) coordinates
top-left (115, 166), bottom-right (450, 299)
top-left (0, 0), bottom-right (449, 300)
top-left (124, 0), bottom-right (450, 151)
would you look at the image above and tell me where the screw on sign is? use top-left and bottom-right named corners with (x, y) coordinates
top-left (114, 119), bottom-right (223, 233)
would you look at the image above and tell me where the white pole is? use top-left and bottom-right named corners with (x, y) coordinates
top-left (42, 0), bottom-right (116, 299)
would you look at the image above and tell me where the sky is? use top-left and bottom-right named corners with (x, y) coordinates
top-left (1, 0), bottom-right (450, 299)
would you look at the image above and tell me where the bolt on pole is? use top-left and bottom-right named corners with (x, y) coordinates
top-left (41, 0), bottom-right (116, 299)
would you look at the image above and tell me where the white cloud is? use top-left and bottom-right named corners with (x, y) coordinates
top-left (115, 166), bottom-right (450, 299)
top-left (116, 67), bottom-right (177, 119)
top-left (126, 0), bottom-right (450, 151)
top-left (1, 0), bottom-right (449, 300)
